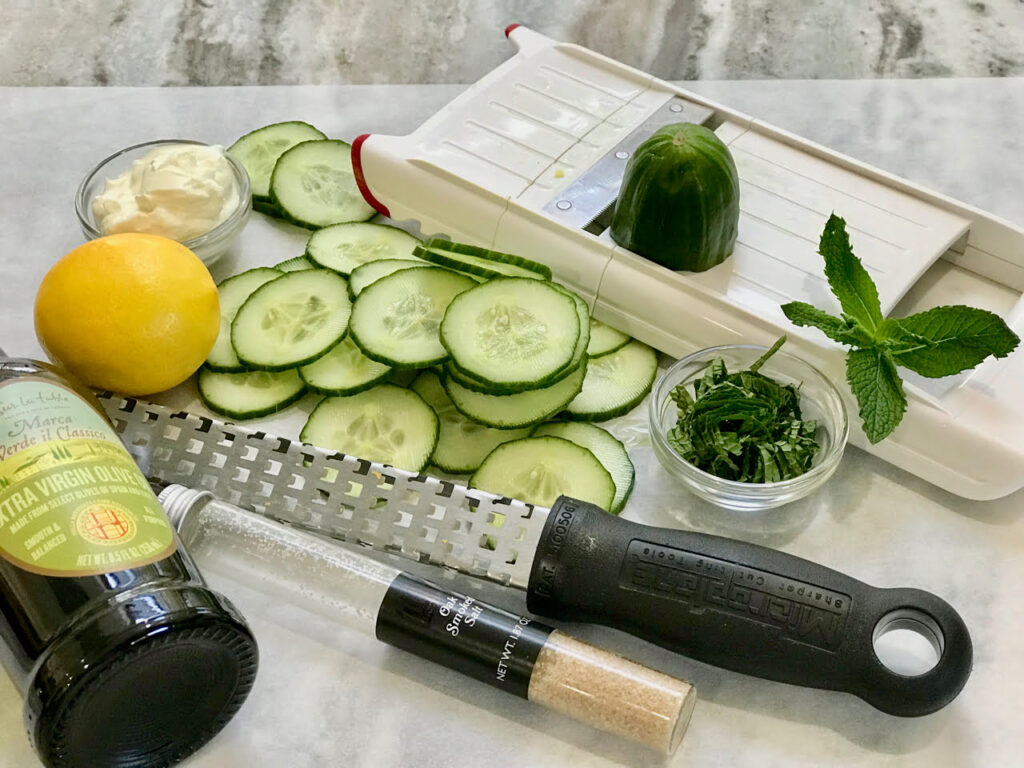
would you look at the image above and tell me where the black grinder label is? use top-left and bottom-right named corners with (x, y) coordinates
top-left (376, 574), bottom-right (553, 698)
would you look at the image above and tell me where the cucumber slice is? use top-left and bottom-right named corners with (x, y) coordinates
top-left (411, 371), bottom-right (531, 474)
top-left (228, 121), bottom-right (326, 201)
top-left (298, 335), bottom-right (391, 395)
top-left (198, 368), bottom-right (306, 420)
top-left (444, 363), bottom-right (586, 429)
top-left (531, 422), bottom-right (634, 514)
top-left (306, 222), bottom-right (421, 275)
top-left (587, 319), bottom-right (631, 357)
top-left (300, 384), bottom-right (438, 472)
top-left (413, 243), bottom-right (548, 281)
top-left (207, 267), bottom-right (283, 372)
top-left (273, 256), bottom-right (315, 272)
top-left (422, 239), bottom-right (552, 279)
top-left (349, 267), bottom-right (477, 368)
top-left (469, 436), bottom-right (615, 510)
top-left (348, 259), bottom-right (425, 298)
top-left (269, 139), bottom-right (375, 229)
top-left (441, 278), bottom-right (580, 390)
top-left (232, 269), bottom-right (352, 370)
top-left (443, 284), bottom-right (590, 396)
top-left (553, 284), bottom-right (591, 375)
top-left (564, 340), bottom-right (659, 421)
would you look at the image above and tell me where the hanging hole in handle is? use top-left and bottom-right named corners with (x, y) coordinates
top-left (872, 609), bottom-right (945, 677)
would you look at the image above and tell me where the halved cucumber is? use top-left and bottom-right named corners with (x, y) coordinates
top-left (198, 368), bottom-right (306, 420)
top-left (348, 259), bottom-right (425, 298)
top-left (411, 370), bottom-right (531, 474)
top-left (469, 436), bottom-right (615, 510)
top-left (441, 278), bottom-right (580, 390)
top-left (444, 363), bottom-right (586, 429)
top-left (300, 384), bottom-right (438, 473)
top-left (413, 241), bottom-right (550, 281)
top-left (269, 139), bottom-right (375, 229)
top-left (531, 422), bottom-right (634, 514)
top-left (274, 256), bottom-right (315, 272)
top-left (306, 222), bottom-right (421, 274)
top-left (349, 267), bottom-right (477, 368)
top-left (299, 335), bottom-right (391, 395)
top-left (587, 319), bottom-right (631, 357)
top-left (228, 121), bottom-right (326, 201)
top-left (564, 340), bottom-right (659, 421)
top-left (231, 269), bottom-right (352, 370)
top-left (207, 267), bottom-right (283, 372)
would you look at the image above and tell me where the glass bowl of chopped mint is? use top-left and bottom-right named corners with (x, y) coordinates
top-left (649, 337), bottom-right (848, 512)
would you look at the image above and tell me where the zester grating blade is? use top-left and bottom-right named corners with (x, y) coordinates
top-left (98, 393), bottom-right (546, 589)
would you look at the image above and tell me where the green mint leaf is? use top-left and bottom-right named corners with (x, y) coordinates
top-left (846, 348), bottom-right (907, 443)
top-left (781, 302), bottom-right (874, 346)
top-left (820, 214), bottom-right (884, 335)
top-left (887, 305), bottom-right (1021, 378)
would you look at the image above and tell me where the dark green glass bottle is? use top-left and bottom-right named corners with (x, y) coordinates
top-left (0, 356), bottom-right (258, 768)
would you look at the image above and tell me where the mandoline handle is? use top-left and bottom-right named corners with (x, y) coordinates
top-left (525, 498), bottom-right (972, 717)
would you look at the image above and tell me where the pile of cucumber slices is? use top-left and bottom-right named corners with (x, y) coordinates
top-left (204, 122), bottom-right (659, 514)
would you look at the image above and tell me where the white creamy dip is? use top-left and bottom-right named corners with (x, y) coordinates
top-left (92, 143), bottom-right (240, 241)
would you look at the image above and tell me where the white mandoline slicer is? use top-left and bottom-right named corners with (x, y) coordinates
top-left (351, 25), bottom-right (1024, 501)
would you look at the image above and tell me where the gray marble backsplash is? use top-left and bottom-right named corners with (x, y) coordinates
top-left (1, 0), bottom-right (1023, 86)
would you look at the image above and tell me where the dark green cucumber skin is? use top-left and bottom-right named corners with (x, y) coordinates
top-left (610, 122), bottom-right (739, 273)
top-left (412, 246), bottom-right (543, 281)
top-left (421, 239), bottom-right (552, 280)
top-left (197, 368), bottom-right (308, 421)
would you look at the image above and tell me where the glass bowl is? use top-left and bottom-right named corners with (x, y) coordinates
top-left (75, 139), bottom-right (251, 267)
top-left (649, 344), bottom-right (848, 512)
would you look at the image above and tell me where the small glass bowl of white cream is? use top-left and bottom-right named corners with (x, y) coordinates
top-left (76, 139), bottom-right (251, 267)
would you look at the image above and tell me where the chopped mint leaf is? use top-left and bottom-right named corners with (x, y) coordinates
top-left (666, 337), bottom-right (820, 482)
top-left (887, 305), bottom-right (1020, 378)
top-left (820, 214), bottom-right (884, 336)
top-left (845, 348), bottom-right (907, 443)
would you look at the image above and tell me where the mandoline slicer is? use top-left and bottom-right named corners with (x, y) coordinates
top-left (351, 25), bottom-right (1024, 501)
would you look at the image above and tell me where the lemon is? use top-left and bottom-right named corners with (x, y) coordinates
top-left (35, 233), bottom-right (220, 396)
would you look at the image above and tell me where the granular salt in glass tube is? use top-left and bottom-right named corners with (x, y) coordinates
top-left (160, 485), bottom-right (697, 754)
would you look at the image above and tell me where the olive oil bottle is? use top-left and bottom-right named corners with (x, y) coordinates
top-left (0, 356), bottom-right (258, 768)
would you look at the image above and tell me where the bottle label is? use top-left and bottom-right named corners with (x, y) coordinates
top-left (376, 573), bottom-right (553, 698)
top-left (0, 378), bottom-right (176, 577)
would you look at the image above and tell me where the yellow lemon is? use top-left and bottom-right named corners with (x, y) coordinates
top-left (34, 233), bottom-right (220, 396)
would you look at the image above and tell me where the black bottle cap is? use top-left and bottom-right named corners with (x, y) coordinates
top-left (26, 584), bottom-right (258, 768)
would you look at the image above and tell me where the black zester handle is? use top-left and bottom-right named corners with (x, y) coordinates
top-left (525, 498), bottom-right (972, 717)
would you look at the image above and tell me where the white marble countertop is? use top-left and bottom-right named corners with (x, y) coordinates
top-left (1, 79), bottom-right (1023, 768)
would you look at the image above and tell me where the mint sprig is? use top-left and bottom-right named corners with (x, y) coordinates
top-left (782, 213), bottom-right (1019, 443)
